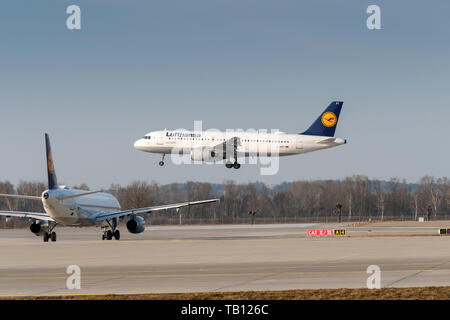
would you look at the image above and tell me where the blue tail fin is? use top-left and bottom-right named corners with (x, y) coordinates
top-left (301, 101), bottom-right (343, 137)
top-left (45, 133), bottom-right (58, 190)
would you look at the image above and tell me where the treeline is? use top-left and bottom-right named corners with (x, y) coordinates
top-left (0, 175), bottom-right (449, 226)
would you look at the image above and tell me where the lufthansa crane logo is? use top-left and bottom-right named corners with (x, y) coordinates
top-left (321, 112), bottom-right (337, 127)
top-left (48, 153), bottom-right (55, 174)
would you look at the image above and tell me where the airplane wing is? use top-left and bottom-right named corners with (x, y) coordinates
top-left (0, 210), bottom-right (54, 221)
top-left (93, 198), bottom-right (219, 222)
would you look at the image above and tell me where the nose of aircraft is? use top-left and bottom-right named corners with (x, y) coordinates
top-left (134, 138), bottom-right (146, 151)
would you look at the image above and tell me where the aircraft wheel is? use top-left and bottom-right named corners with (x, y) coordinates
top-left (233, 163), bottom-right (241, 169)
top-left (225, 163), bottom-right (233, 169)
top-left (159, 161), bottom-right (164, 166)
top-left (43, 232), bottom-right (49, 242)
top-left (113, 230), bottom-right (120, 240)
top-left (106, 230), bottom-right (113, 240)
top-left (51, 232), bottom-right (57, 242)
top-left (102, 234), bottom-right (106, 240)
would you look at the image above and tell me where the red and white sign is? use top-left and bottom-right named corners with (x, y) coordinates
top-left (307, 229), bottom-right (333, 237)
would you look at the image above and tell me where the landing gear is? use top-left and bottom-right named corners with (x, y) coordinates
top-left (224, 137), bottom-right (241, 169)
top-left (43, 222), bottom-right (57, 242)
top-left (43, 232), bottom-right (56, 242)
top-left (102, 229), bottom-right (113, 240)
top-left (225, 162), bottom-right (241, 169)
top-left (159, 153), bottom-right (165, 166)
top-left (102, 218), bottom-right (120, 241)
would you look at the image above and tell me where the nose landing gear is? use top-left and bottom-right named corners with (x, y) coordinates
top-left (159, 153), bottom-right (165, 166)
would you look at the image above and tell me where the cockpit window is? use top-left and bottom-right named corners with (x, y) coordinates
top-left (144, 136), bottom-right (151, 139)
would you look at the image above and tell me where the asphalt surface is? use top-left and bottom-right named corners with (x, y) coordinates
top-left (0, 221), bottom-right (449, 296)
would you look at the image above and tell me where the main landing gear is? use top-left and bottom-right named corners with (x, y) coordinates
top-left (159, 153), bottom-right (165, 166)
top-left (43, 222), bottom-right (57, 242)
top-left (102, 218), bottom-right (120, 240)
top-left (225, 137), bottom-right (241, 169)
top-left (225, 162), bottom-right (240, 169)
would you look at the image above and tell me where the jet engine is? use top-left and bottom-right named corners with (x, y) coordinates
top-left (30, 221), bottom-right (48, 236)
top-left (126, 216), bottom-right (146, 234)
top-left (190, 148), bottom-right (219, 162)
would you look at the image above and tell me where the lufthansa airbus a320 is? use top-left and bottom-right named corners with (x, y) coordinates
top-left (134, 101), bottom-right (346, 169)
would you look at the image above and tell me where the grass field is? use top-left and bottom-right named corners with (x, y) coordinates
top-left (2, 287), bottom-right (449, 300)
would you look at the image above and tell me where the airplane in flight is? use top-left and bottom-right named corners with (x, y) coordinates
top-left (134, 101), bottom-right (346, 169)
top-left (0, 134), bottom-right (219, 242)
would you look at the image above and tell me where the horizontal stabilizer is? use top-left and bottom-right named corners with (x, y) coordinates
top-left (0, 194), bottom-right (42, 201)
top-left (317, 138), bottom-right (337, 144)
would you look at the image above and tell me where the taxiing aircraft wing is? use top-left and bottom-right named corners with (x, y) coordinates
top-left (93, 198), bottom-right (220, 222)
top-left (0, 210), bottom-right (54, 221)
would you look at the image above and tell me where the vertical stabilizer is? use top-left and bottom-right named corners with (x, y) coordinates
top-left (45, 133), bottom-right (58, 190)
top-left (301, 101), bottom-right (343, 137)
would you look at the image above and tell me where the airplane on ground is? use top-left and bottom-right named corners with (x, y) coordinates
top-left (134, 101), bottom-right (346, 169)
top-left (0, 134), bottom-right (219, 242)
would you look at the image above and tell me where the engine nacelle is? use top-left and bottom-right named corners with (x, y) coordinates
top-left (126, 216), bottom-right (146, 234)
top-left (190, 148), bottom-right (219, 162)
top-left (30, 221), bottom-right (48, 236)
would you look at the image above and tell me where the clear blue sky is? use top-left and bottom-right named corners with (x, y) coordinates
top-left (1, 1), bottom-right (449, 189)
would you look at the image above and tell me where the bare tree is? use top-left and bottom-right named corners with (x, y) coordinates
top-left (72, 183), bottom-right (90, 190)
top-left (373, 180), bottom-right (385, 221)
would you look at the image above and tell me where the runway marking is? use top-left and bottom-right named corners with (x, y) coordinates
top-left (0, 261), bottom-right (448, 278)
top-left (384, 259), bottom-right (450, 287)
top-left (0, 291), bottom-right (173, 298)
top-left (0, 268), bottom-right (449, 281)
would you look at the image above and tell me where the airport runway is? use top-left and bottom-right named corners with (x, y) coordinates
top-left (0, 221), bottom-right (449, 296)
